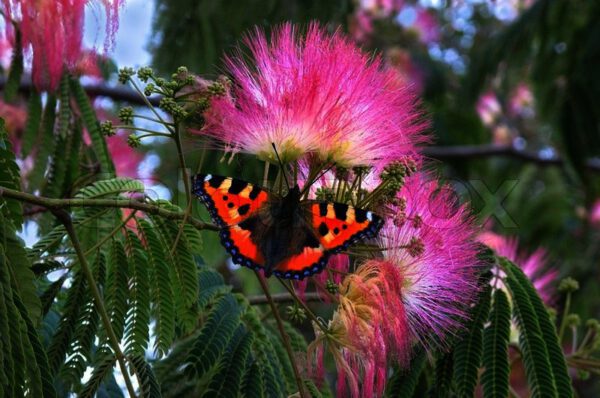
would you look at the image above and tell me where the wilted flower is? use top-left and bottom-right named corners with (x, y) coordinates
top-left (479, 231), bottom-right (557, 305)
top-left (203, 23), bottom-right (426, 166)
top-left (1, 0), bottom-right (122, 90)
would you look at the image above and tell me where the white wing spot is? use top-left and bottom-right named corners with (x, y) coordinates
top-left (366, 211), bottom-right (373, 221)
top-left (204, 174), bottom-right (212, 181)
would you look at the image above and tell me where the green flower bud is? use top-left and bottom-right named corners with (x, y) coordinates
top-left (118, 106), bottom-right (134, 125)
top-left (315, 187), bottom-right (335, 202)
top-left (118, 67), bottom-right (135, 84)
top-left (285, 305), bottom-right (307, 323)
top-left (208, 82), bottom-right (226, 96)
top-left (144, 82), bottom-right (156, 97)
top-left (586, 318), bottom-right (600, 332)
top-left (100, 120), bottom-right (115, 136)
top-left (326, 280), bottom-right (338, 295)
top-left (558, 277), bottom-right (579, 293)
top-left (406, 236), bottom-right (425, 258)
top-left (577, 370), bottom-right (590, 381)
top-left (137, 66), bottom-right (154, 82)
top-left (566, 313), bottom-right (581, 327)
top-left (127, 134), bottom-right (141, 148)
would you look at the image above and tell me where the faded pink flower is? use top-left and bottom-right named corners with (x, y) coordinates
top-left (308, 260), bottom-right (410, 398)
top-left (379, 173), bottom-right (481, 351)
top-left (1, 0), bottom-right (122, 90)
top-left (508, 82), bottom-right (534, 117)
top-left (479, 231), bottom-right (557, 305)
top-left (203, 23), bottom-right (426, 167)
top-left (590, 200), bottom-right (600, 225)
top-left (411, 7), bottom-right (440, 44)
top-left (476, 91), bottom-right (501, 126)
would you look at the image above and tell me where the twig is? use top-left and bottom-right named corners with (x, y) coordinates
top-left (248, 292), bottom-right (323, 305)
top-left (53, 209), bottom-right (138, 398)
top-left (0, 186), bottom-right (218, 231)
top-left (254, 271), bottom-right (308, 398)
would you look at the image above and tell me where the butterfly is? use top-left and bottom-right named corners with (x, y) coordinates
top-left (192, 174), bottom-right (384, 280)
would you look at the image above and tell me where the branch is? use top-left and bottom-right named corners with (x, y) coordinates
top-left (422, 144), bottom-right (600, 172)
top-left (0, 186), bottom-right (219, 231)
top-left (0, 76), bottom-right (160, 106)
top-left (248, 292), bottom-right (323, 305)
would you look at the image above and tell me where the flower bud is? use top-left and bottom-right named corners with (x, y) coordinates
top-left (118, 67), bottom-right (135, 84)
top-left (118, 106), bottom-right (134, 125)
top-left (558, 277), bottom-right (579, 293)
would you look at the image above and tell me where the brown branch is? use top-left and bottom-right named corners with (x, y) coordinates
top-left (422, 144), bottom-right (600, 172)
top-left (248, 292), bottom-right (323, 305)
top-left (0, 185), bottom-right (219, 231)
top-left (0, 76), bottom-right (160, 106)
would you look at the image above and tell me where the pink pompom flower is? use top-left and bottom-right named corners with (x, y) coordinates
top-left (1, 0), bottom-right (122, 91)
top-left (203, 23), bottom-right (426, 167)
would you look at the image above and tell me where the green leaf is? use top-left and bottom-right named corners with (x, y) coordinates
top-left (124, 230), bottom-right (151, 355)
top-left (0, 119), bottom-right (23, 226)
top-left (138, 219), bottom-right (176, 356)
top-left (103, 240), bottom-right (130, 346)
top-left (430, 353), bottom-right (454, 398)
top-left (482, 289), bottom-right (511, 398)
top-left (197, 267), bottom-right (231, 311)
top-left (20, 91), bottom-right (43, 157)
top-left (79, 349), bottom-right (117, 398)
top-left (185, 294), bottom-right (242, 379)
top-left (501, 257), bottom-right (572, 398)
top-left (204, 324), bottom-right (253, 397)
top-left (241, 360), bottom-right (265, 398)
top-left (386, 350), bottom-right (427, 398)
top-left (0, 213), bottom-right (40, 321)
top-left (69, 76), bottom-right (115, 176)
top-left (75, 177), bottom-right (145, 199)
top-left (129, 354), bottom-right (162, 398)
top-left (500, 257), bottom-right (558, 398)
top-left (3, 30), bottom-right (23, 103)
top-left (28, 95), bottom-right (57, 192)
top-left (453, 284), bottom-right (492, 397)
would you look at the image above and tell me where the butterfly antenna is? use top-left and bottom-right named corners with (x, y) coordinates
top-left (271, 143), bottom-right (291, 190)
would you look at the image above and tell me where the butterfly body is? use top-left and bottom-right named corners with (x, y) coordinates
top-left (192, 174), bottom-right (383, 279)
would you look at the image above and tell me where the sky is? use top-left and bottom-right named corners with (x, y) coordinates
top-left (84, 0), bottom-right (155, 69)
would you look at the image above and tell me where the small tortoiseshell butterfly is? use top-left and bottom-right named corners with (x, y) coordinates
top-left (192, 174), bottom-right (384, 280)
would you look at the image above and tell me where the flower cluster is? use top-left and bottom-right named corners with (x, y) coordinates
top-left (0, 0), bottom-right (122, 91)
top-left (201, 23), bottom-right (426, 166)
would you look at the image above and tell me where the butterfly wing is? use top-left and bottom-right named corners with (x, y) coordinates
top-left (308, 202), bottom-right (384, 253)
top-left (192, 174), bottom-right (269, 269)
top-left (192, 174), bottom-right (269, 227)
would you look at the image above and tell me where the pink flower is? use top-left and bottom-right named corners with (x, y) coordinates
top-left (476, 91), bottom-right (501, 126)
top-left (590, 200), bottom-right (600, 225)
top-left (412, 7), bottom-right (440, 44)
top-left (308, 260), bottom-right (410, 398)
top-left (479, 232), bottom-right (557, 305)
top-left (1, 0), bottom-right (122, 91)
top-left (379, 173), bottom-right (481, 351)
top-left (203, 23), bottom-right (426, 167)
top-left (508, 82), bottom-right (534, 117)
top-left (295, 254), bottom-right (349, 302)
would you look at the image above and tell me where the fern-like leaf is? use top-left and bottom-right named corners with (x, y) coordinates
top-left (482, 289), bottom-right (511, 398)
top-left (104, 240), bottom-right (130, 344)
top-left (129, 354), bottom-right (162, 398)
top-left (453, 284), bottom-right (492, 397)
top-left (185, 294), bottom-right (242, 378)
top-left (124, 230), bottom-right (151, 355)
top-left (27, 95), bottom-right (57, 192)
top-left (501, 257), bottom-right (558, 398)
top-left (3, 31), bottom-right (23, 103)
top-left (501, 257), bottom-right (572, 397)
top-left (75, 177), bottom-right (145, 199)
top-left (430, 353), bottom-right (454, 398)
top-left (69, 76), bottom-right (115, 175)
top-left (79, 349), bottom-right (117, 398)
top-left (386, 350), bottom-right (427, 398)
top-left (0, 120), bottom-right (23, 226)
top-left (20, 91), bottom-right (42, 157)
top-left (204, 324), bottom-right (253, 397)
top-left (138, 219), bottom-right (176, 355)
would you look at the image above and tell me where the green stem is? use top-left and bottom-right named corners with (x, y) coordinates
top-left (56, 210), bottom-right (138, 398)
top-left (0, 186), bottom-right (217, 231)
top-left (169, 123), bottom-right (193, 254)
top-left (115, 125), bottom-right (171, 136)
top-left (129, 79), bottom-right (174, 132)
top-left (83, 210), bottom-right (137, 257)
top-left (277, 279), bottom-right (329, 334)
top-left (254, 272), bottom-right (308, 398)
top-left (558, 292), bottom-right (572, 341)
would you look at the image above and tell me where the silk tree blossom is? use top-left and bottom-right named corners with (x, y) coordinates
top-left (379, 173), bottom-right (481, 351)
top-left (308, 261), bottom-right (410, 398)
top-left (479, 231), bottom-right (557, 305)
top-left (203, 23), bottom-right (426, 166)
top-left (1, 0), bottom-right (122, 90)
